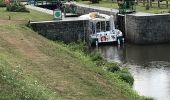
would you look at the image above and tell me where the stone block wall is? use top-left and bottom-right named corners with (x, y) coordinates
top-left (126, 14), bottom-right (170, 44)
top-left (77, 6), bottom-right (116, 15)
top-left (30, 20), bottom-right (88, 43)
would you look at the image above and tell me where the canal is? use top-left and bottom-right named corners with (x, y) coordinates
top-left (95, 44), bottom-right (170, 100)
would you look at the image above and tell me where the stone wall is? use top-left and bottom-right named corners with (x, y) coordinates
top-left (126, 14), bottom-right (170, 44)
top-left (30, 20), bottom-right (88, 43)
top-left (77, 6), bottom-right (117, 16)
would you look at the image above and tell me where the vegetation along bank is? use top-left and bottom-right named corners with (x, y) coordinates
top-left (0, 2), bottom-right (153, 100)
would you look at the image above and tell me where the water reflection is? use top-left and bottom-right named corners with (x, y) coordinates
top-left (96, 44), bottom-right (170, 100)
top-left (97, 45), bottom-right (125, 63)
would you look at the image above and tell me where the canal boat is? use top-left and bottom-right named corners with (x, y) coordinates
top-left (80, 12), bottom-right (124, 46)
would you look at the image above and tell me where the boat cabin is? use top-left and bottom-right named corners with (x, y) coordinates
top-left (79, 12), bottom-right (124, 46)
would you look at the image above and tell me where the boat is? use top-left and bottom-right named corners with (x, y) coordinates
top-left (79, 12), bottom-right (124, 46)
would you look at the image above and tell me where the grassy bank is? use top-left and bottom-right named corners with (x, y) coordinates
top-left (78, 0), bottom-right (170, 14)
top-left (0, 7), bottom-right (151, 100)
top-left (0, 7), bottom-right (53, 21)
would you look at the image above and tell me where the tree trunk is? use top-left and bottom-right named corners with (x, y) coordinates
top-left (145, 0), bottom-right (150, 9)
top-left (158, 0), bottom-right (160, 8)
top-left (143, 0), bottom-right (145, 6)
top-left (166, 0), bottom-right (168, 8)
top-left (136, 0), bottom-right (139, 5)
top-left (150, 0), bottom-right (152, 7)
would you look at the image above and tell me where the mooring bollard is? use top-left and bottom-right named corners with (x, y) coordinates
top-left (95, 41), bottom-right (98, 47)
top-left (122, 38), bottom-right (125, 44)
top-left (118, 39), bottom-right (120, 45)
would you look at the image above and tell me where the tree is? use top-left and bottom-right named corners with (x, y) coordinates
top-left (145, 0), bottom-right (150, 10)
top-left (143, 0), bottom-right (146, 6)
top-left (158, 0), bottom-right (168, 8)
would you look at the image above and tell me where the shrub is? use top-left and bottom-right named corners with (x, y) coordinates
top-left (107, 65), bottom-right (120, 73)
top-left (145, 4), bottom-right (150, 10)
top-left (143, 97), bottom-right (154, 100)
top-left (67, 42), bottom-right (86, 52)
top-left (89, 0), bottom-right (99, 3)
top-left (6, 1), bottom-right (29, 12)
top-left (0, 0), bottom-right (6, 7)
top-left (89, 51), bottom-right (103, 61)
top-left (117, 68), bottom-right (134, 86)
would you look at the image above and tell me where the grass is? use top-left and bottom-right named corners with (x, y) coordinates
top-left (78, 0), bottom-right (119, 9)
top-left (0, 58), bottom-right (60, 100)
top-left (78, 0), bottom-right (170, 13)
top-left (0, 7), bottom-right (152, 100)
top-left (136, 3), bottom-right (170, 13)
top-left (0, 7), bottom-right (53, 21)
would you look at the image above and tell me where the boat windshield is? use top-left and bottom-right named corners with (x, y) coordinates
top-left (89, 21), bottom-right (110, 34)
top-left (96, 21), bottom-right (110, 33)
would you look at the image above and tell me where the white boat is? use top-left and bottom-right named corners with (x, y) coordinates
top-left (79, 12), bottom-right (124, 46)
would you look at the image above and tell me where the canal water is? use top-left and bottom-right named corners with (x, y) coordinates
top-left (95, 44), bottom-right (170, 100)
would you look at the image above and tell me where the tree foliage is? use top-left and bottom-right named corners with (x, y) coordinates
top-left (6, 0), bottom-right (29, 12)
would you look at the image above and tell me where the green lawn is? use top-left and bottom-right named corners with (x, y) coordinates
top-left (78, 0), bottom-right (119, 9)
top-left (0, 7), bottom-right (53, 21)
top-left (0, 7), bottom-right (151, 100)
top-left (136, 3), bottom-right (170, 13)
top-left (78, 0), bottom-right (170, 13)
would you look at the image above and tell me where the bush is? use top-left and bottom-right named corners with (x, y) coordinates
top-left (6, 1), bottom-right (29, 12)
top-left (117, 68), bottom-right (134, 86)
top-left (89, 0), bottom-right (99, 3)
top-left (89, 51), bottom-right (103, 61)
top-left (67, 42), bottom-right (86, 52)
top-left (107, 65), bottom-right (120, 73)
top-left (145, 4), bottom-right (150, 10)
top-left (143, 97), bottom-right (154, 100)
top-left (0, 0), bottom-right (6, 7)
